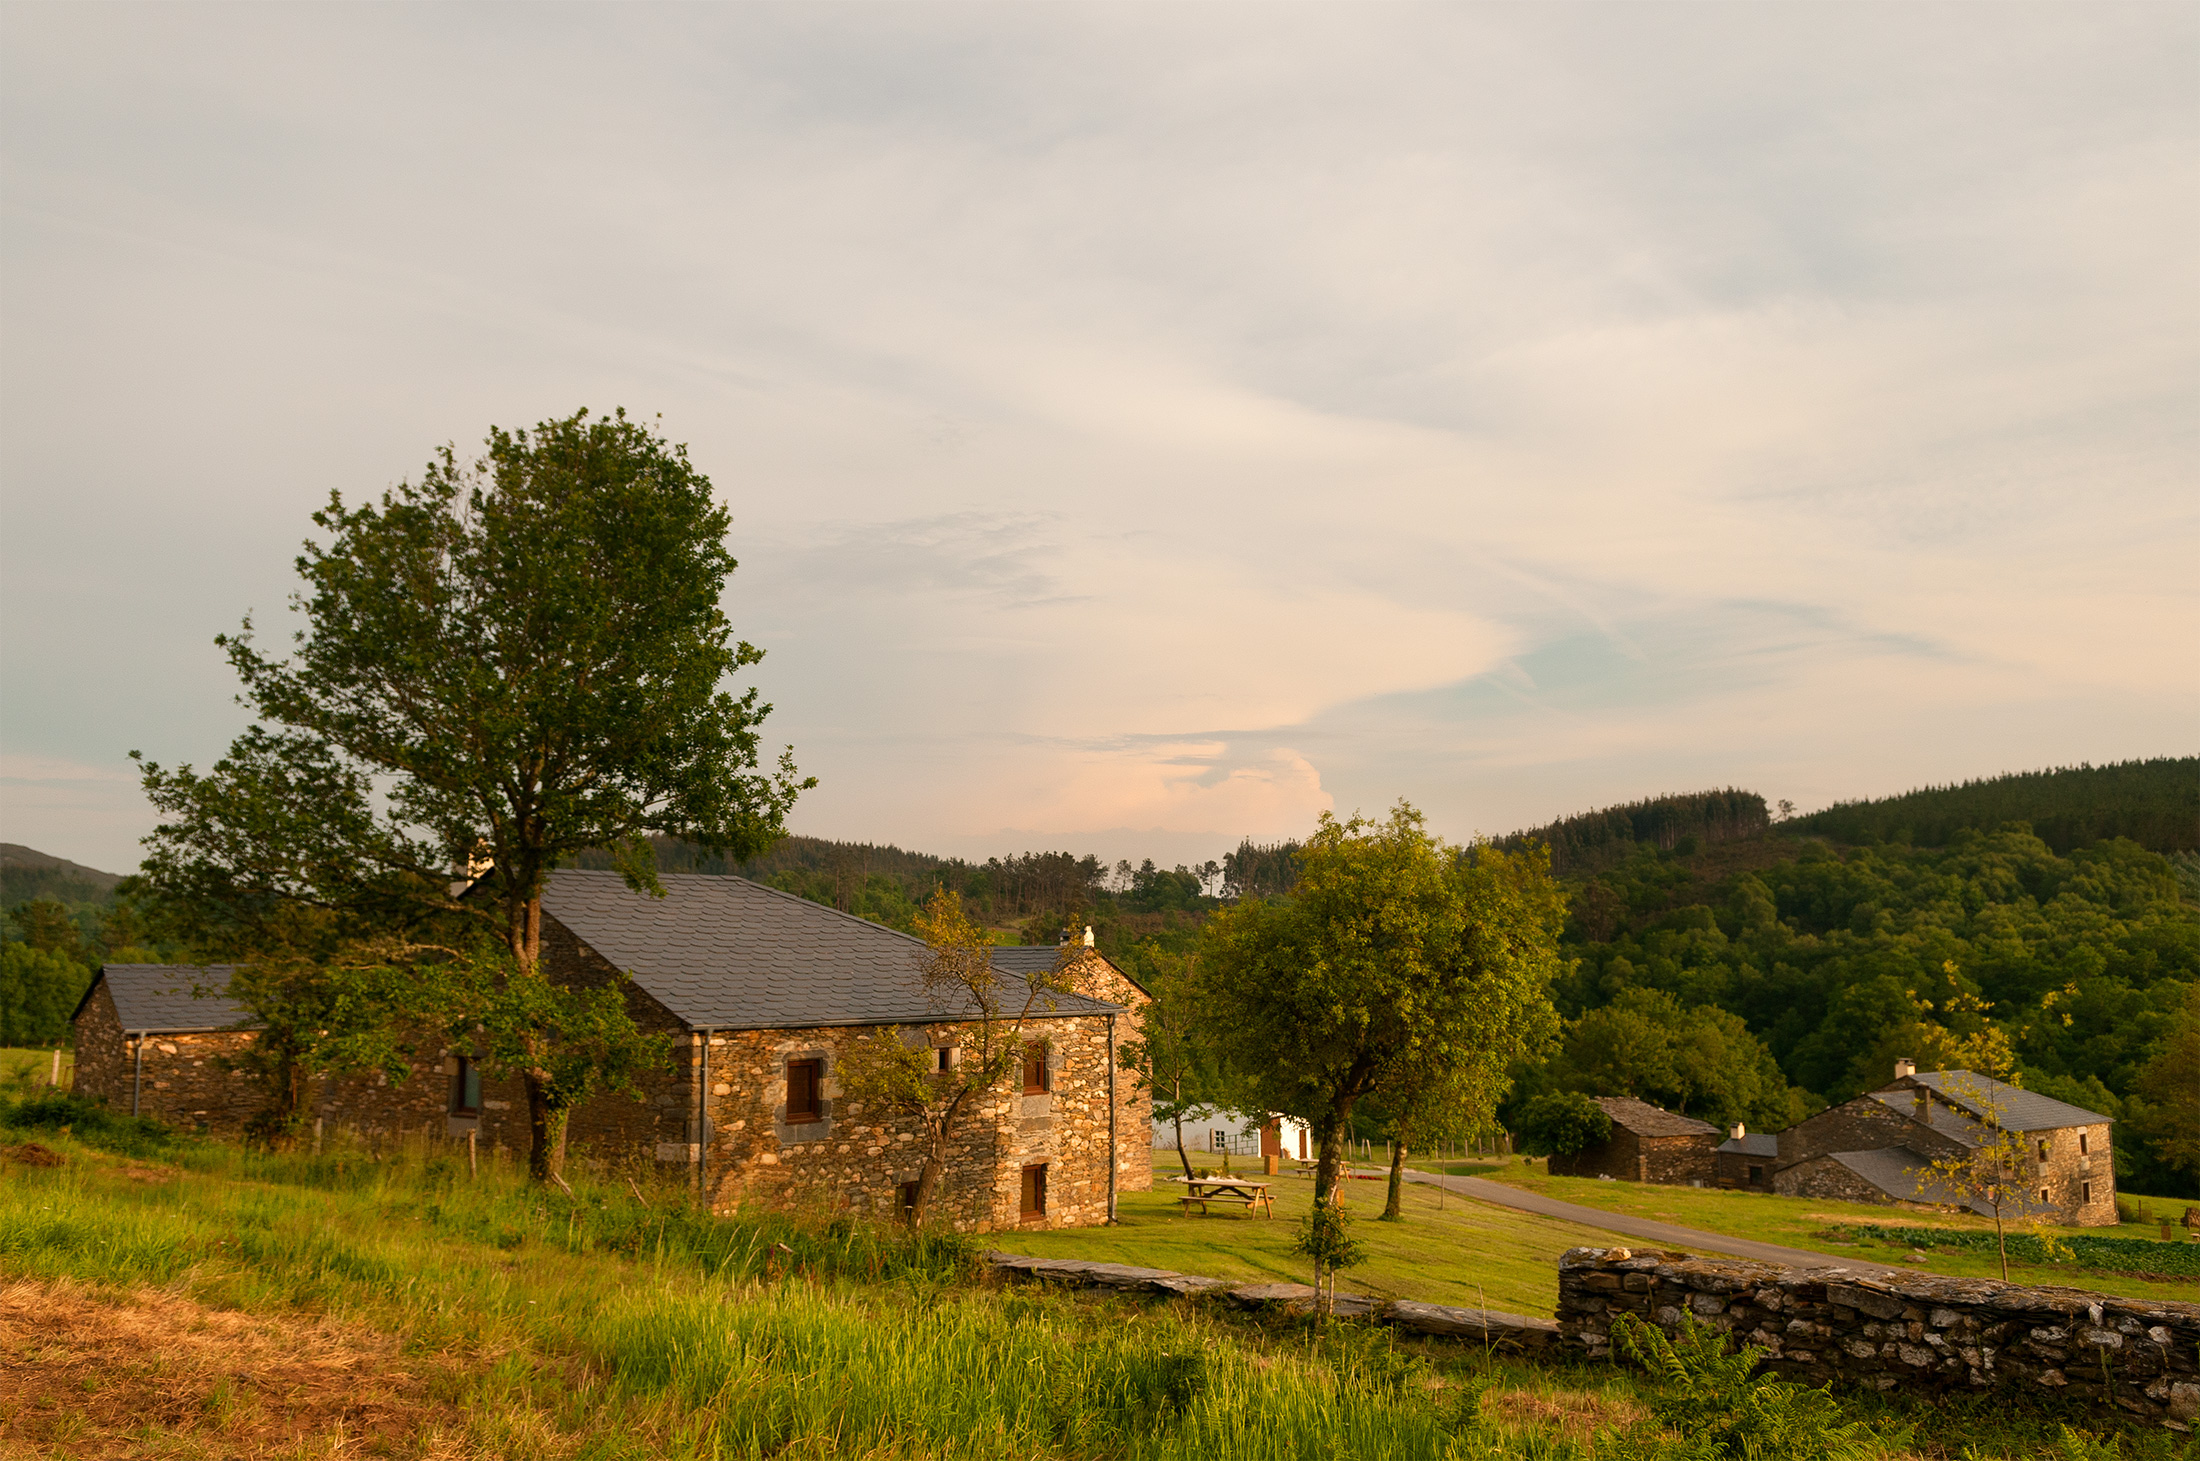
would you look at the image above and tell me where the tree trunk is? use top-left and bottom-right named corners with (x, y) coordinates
top-left (1314, 1116), bottom-right (1350, 1207)
top-left (1382, 1138), bottom-right (1408, 1221)
top-left (525, 1072), bottom-right (568, 1184)
top-left (1172, 1109), bottom-right (1196, 1182)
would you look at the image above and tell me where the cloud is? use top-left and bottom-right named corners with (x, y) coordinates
top-left (1, 5), bottom-right (2193, 874)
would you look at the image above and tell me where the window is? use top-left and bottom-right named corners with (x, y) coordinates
top-left (2040, 1188), bottom-right (2051, 1204)
top-left (786, 1058), bottom-right (824, 1123)
top-left (2037, 1138), bottom-right (2050, 1162)
top-left (2079, 1133), bottom-right (2089, 1155)
top-left (449, 1057), bottom-right (481, 1116)
top-left (898, 1180), bottom-right (920, 1212)
top-left (1747, 1164), bottom-right (1764, 1186)
top-left (936, 1046), bottom-right (959, 1073)
top-left (2082, 1181), bottom-right (2092, 1204)
top-left (1019, 1163), bottom-right (1048, 1219)
top-left (1021, 1042), bottom-right (1050, 1095)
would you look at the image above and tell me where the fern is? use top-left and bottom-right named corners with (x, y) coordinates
top-left (1610, 1313), bottom-right (1882, 1461)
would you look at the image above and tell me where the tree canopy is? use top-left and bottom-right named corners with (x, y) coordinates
top-left (1194, 805), bottom-right (1564, 1204)
top-left (132, 409), bottom-right (808, 1175)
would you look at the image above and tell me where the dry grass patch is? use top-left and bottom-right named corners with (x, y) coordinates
top-left (1478, 1385), bottom-right (1643, 1446)
top-left (0, 1276), bottom-right (465, 1459)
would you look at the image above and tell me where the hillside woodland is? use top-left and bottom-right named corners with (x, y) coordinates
top-left (9, 759), bottom-right (2196, 1195)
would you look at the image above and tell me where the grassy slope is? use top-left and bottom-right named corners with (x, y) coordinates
top-left (1448, 1161), bottom-right (2196, 1304)
top-left (1, 1048), bottom-right (73, 1090)
top-left (0, 1129), bottom-right (2176, 1460)
top-left (1008, 1155), bottom-right (1687, 1318)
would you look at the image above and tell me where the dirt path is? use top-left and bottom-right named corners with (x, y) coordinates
top-left (1368, 1168), bottom-right (1907, 1279)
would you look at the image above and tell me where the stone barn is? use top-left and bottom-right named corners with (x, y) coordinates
top-left (70, 964), bottom-right (259, 1129)
top-left (71, 871), bottom-right (1154, 1231)
top-left (1547, 1096), bottom-right (1720, 1185)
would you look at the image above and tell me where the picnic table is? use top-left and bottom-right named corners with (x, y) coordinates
top-left (1173, 1175), bottom-right (1275, 1218)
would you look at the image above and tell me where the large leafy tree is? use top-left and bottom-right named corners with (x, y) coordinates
top-left (135, 409), bottom-right (809, 1177)
top-left (1194, 805), bottom-right (1565, 1206)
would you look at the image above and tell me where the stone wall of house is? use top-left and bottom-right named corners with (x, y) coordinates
top-left (69, 985), bottom-right (261, 1131)
top-left (1556, 1247), bottom-right (2200, 1429)
top-left (1773, 1154), bottom-right (1932, 1208)
top-left (1777, 1093), bottom-right (1948, 1170)
top-left (1714, 1151), bottom-right (1772, 1191)
top-left (2025, 1122), bottom-right (2118, 1227)
top-left (1552, 1130), bottom-right (1715, 1186)
top-left (697, 1011), bottom-right (1135, 1231)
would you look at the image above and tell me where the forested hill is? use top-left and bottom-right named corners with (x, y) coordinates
top-left (1790, 757), bottom-right (2198, 854)
top-left (1495, 790), bottom-right (1770, 875)
top-left (0, 844), bottom-right (122, 907)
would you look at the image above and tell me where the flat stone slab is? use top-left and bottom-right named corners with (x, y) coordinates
top-left (1225, 1282), bottom-right (1322, 1309)
top-left (1387, 1300), bottom-right (1559, 1349)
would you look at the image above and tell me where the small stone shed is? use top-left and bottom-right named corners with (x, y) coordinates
top-left (70, 964), bottom-right (258, 1128)
top-left (71, 871), bottom-right (1155, 1231)
top-left (1773, 1064), bottom-right (2115, 1227)
top-left (1714, 1126), bottom-right (1778, 1191)
top-left (1547, 1096), bottom-right (1720, 1184)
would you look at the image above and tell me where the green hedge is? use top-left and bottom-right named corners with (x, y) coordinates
top-left (1822, 1222), bottom-right (2200, 1278)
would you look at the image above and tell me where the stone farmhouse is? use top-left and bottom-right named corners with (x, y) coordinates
top-left (1772, 1061), bottom-right (2115, 1226)
top-left (1546, 1096), bottom-right (1721, 1184)
top-left (72, 870), bottom-right (1155, 1231)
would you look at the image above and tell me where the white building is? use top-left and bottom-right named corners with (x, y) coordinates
top-left (1153, 1106), bottom-right (1313, 1161)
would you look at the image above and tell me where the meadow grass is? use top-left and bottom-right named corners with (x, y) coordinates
top-left (1441, 1161), bottom-right (2199, 1303)
top-left (0, 1111), bottom-right (2183, 1460)
top-left (1008, 1156), bottom-right (1675, 1317)
top-left (0, 1046), bottom-right (71, 1093)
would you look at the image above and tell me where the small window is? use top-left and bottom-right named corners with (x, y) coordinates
top-left (1019, 1163), bottom-right (1048, 1219)
top-left (2078, 1133), bottom-right (2089, 1155)
top-left (2037, 1138), bottom-right (2049, 1162)
top-left (1021, 1042), bottom-right (1050, 1095)
top-left (2040, 1188), bottom-right (2051, 1204)
top-left (936, 1046), bottom-right (959, 1073)
top-left (450, 1057), bottom-right (481, 1115)
top-left (2082, 1181), bottom-right (2092, 1203)
top-left (786, 1058), bottom-right (824, 1122)
top-left (1747, 1164), bottom-right (1764, 1185)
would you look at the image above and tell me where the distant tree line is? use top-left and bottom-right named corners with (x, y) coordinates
top-left (1792, 757), bottom-right (2198, 854)
top-left (1497, 789), bottom-right (1770, 875)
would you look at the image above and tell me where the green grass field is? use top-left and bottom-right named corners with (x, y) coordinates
top-left (1439, 1160), bottom-right (2198, 1304)
top-left (0, 1103), bottom-right (2182, 1460)
top-left (0, 1046), bottom-right (72, 1091)
top-left (1008, 1154), bottom-right (1697, 1318)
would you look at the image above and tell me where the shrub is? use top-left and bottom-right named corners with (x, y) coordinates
top-left (1514, 1092), bottom-right (1612, 1158)
top-left (1609, 1312), bottom-right (1882, 1460)
top-left (0, 1091), bottom-right (174, 1158)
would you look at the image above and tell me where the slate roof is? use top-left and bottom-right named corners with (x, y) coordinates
top-left (75, 965), bottom-right (255, 1033)
top-left (1717, 1132), bottom-right (1779, 1158)
top-left (1825, 1146), bottom-right (2055, 1222)
top-left (540, 871), bottom-right (1127, 1031)
top-left (1880, 1071), bottom-right (2110, 1133)
top-left (989, 945), bottom-right (1074, 978)
top-left (1593, 1096), bottom-right (1720, 1139)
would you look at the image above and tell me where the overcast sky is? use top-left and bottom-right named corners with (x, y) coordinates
top-left (3, 4), bottom-right (2194, 877)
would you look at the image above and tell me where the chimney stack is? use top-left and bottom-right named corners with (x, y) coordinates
top-left (1730, 1123), bottom-right (1746, 1141)
top-left (1894, 1057), bottom-right (1916, 1080)
top-left (1083, 925), bottom-right (1095, 948)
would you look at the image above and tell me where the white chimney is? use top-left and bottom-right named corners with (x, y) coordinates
top-left (1082, 925), bottom-right (1095, 948)
top-left (1730, 1123), bottom-right (1746, 1140)
top-left (1894, 1057), bottom-right (1916, 1080)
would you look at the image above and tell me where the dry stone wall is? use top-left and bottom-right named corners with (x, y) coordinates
top-left (1556, 1246), bottom-right (2200, 1430)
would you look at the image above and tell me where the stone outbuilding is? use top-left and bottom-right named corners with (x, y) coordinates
top-left (1714, 1124), bottom-right (1778, 1191)
top-left (1547, 1096), bottom-right (1720, 1184)
top-left (1771, 1061), bottom-right (2115, 1227)
top-left (71, 871), bottom-right (1154, 1231)
top-left (69, 963), bottom-right (259, 1129)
